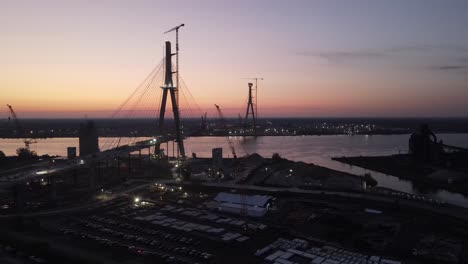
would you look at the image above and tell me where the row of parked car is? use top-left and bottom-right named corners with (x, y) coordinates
top-left (59, 227), bottom-right (190, 263)
top-left (60, 213), bottom-right (214, 263)
top-left (371, 189), bottom-right (446, 205)
top-left (89, 215), bottom-right (200, 246)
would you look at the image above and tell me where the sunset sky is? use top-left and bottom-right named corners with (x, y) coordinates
top-left (2, 0), bottom-right (468, 118)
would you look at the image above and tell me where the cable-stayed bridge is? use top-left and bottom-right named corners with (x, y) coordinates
top-left (0, 38), bottom-right (203, 186)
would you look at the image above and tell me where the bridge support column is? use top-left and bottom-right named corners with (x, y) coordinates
top-left (157, 41), bottom-right (186, 159)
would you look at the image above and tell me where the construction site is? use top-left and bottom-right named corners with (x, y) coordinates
top-left (2, 24), bottom-right (468, 264)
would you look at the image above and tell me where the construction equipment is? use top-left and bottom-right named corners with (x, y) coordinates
top-left (6, 104), bottom-right (36, 150)
top-left (214, 105), bottom-right (249, 219)
top-left (214, 104), bottom-right (237, 159)
top-left (164, 24), bottom-right (185, 159)
top-left (164, 24), bottom-right (185, 104)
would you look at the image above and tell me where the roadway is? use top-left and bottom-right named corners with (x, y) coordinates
top-left (0, 136), bottom-right (168, 188)
top-left (160, 180), bottom-right (468, 223)
top-left (0, 180), bottom-right (153, 219)
top-left (3, 177), bottom-right (468, 225)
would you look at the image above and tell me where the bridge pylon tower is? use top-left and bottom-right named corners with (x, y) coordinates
top-left (157, 41), bottom-right (186, 159)
top-left (244, 82), bottom-right (256, 135)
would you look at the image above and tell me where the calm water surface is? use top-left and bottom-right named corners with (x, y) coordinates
top-left (1, 134), bottom-right (468, 207)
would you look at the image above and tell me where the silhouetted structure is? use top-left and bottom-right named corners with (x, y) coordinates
top-left (409, 124), bottom-right (444, 162)
top-left (244, 82), bottom-right (256, 135)
top-left (164, 24), bottom-right (184, 110)
top-left (212, 148), bottom-right (223, 169)
top-left (67, 147), bottom-right (77, 159)
top-left (158, 41), bottom-right (186, 158)
top-left (201, 112), bottom-right (207, 130)
top-left (79, 120), bottom-right (99, 156)
top-left (7, 104), bottom-right (36, 150)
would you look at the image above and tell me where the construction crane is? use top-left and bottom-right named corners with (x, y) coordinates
top-left (164, 23), bottom-right (185, 160)
top-left (214, 104), bottom-right (237, 159)
top-left (214, 105), bottom-right (250, 219)
top-left (6, 104), bottom-right (36, 150)
top-left (214, 105), bottom-right (249, 219)
top-left (164, 23), bottom-right (185, 104)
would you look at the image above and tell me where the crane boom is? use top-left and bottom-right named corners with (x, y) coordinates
top-left (7, 104), bottom-right (20, 131)
top-left (214, 104), bottom-right (237, 159)
top-left (6, 104), bottom-right (36, 149)
top-left (164, 23), bottom-right (184, 34)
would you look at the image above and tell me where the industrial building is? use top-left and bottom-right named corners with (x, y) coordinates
top-left (67, 147), bottom-right (77, 159)
top-left (208, 192), bottom-right (273, 217)
top-left (79, 120), bottom-right (99, 156)
top-left (212, 147), bottom-right (223, 168)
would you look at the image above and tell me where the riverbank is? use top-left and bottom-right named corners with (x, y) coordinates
top-left (2, 135), bottom-right (468, 207)
top-left (1, 130), bottom-right (414, 140)
top-left (333, 154), bottom-right (468, 195)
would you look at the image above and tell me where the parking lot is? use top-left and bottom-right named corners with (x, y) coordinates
top-left (256, 237), bottom-right (402, 264)
top-left (48, 186), bottom-right (273, 264)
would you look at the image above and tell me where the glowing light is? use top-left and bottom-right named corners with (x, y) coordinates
top-left (134, 197), bottom-right (140, 203)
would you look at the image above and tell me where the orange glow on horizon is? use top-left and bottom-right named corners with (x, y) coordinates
top-left (2, 1), bottom-right (468, 118)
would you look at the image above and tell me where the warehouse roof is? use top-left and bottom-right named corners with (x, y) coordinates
top-left (214, 192), bottom-right (272, 207)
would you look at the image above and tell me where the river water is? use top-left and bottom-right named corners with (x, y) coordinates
top-left (1, 134), bottom-right (468, 207)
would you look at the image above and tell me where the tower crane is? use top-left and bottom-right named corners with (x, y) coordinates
top-left (214, 104), bottom-right (237, 159)
top-left (214, 105), bottom-right (250, 219)
top-left (6, 104), bottom-right (36, 150)
top-left (215, 104), bottom-right (252, 220)
top-left (164, 23), bottom-right (185, 160)
top-left (164, 23), bottom-right (185, 105)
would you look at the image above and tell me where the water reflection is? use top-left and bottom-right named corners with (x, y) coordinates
top-left (185, 135), bottom-right (468, 207)
top-left (1, 135), bottom-right (467, 207)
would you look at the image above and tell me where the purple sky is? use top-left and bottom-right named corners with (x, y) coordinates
top-left (2, 0), bottom-right (468, 118)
